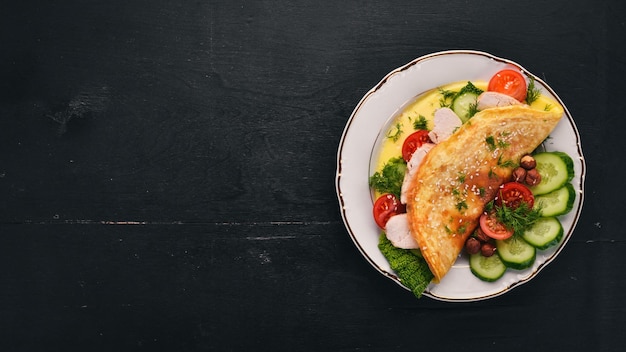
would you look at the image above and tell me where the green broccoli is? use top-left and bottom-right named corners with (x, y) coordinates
top-left (378, 233), bottom-right (433, 298)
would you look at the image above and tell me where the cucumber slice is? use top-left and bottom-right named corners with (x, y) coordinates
top-left (530, 152), bottom-right (575, 195)
top-left (496, 236), bottom-right (536, 270)
top-left (522, 217), bottom-right (564, 250)
top-left (534, 183), bottom-right (576, 217)
top-left (469, 252), bottom-right (507, 282)
top-left (451, 92), bottom-right (479, 123)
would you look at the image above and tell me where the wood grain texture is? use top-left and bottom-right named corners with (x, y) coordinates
top-left (1, 0), bottom-right (625, 350)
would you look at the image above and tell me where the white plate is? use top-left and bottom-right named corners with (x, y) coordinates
top-left (335, 50), bottom-right (585, 302)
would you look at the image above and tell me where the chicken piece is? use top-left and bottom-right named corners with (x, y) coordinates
top-left (477, 91), bottom-right (522, 111)
top-left (428, 108), bottom-right (462, 144)
top-left (384, 213), bottom-right (419, 249)
top-left (400, 142), bottom-right (435, 204)
top-left (407, 142), bottom-right (435, 171)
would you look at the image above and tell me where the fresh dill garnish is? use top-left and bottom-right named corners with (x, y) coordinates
top-left (456, 200), bottom-right (468, 212)
top-left (386, 122), bottom-right (403, 142)
top-left (412, 115), bottom-right (429, 130)
top-left (544, 104), bottom-right (553, 111)
top-left (458, 81), bottom-right (484, 96)
top-left (494, 201), bottom-right (542, 236)
top-left (458, 172), bottom-right (466, 184)
top-left (497, 154), bottom-right (517, 168)
top-left (368, 157), bottom-right (407, 198)
top-left (485, 135), bottom-right (496, 151)
top-left (497, 139), bottom-right (510, 149)
top-left (438, 88), bottom-right (456, 107)
top-left (486, 134), bottom-right (510, 151)
top-left (525, 77), bottom-right (541, 105)
top-left (467, 101), bottom-right (479, 119)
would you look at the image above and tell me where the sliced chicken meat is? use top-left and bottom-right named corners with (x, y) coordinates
top-left (476, 91), bottom-right (523, 111)
top-left (428, 107), bottom-right (462, 144)
top-left (384, 213), bottom-right (419, 249)
top-left (400, 142), bottom-right (435, 204)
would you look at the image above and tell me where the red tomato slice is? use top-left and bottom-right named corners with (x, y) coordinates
top-left (495, 182), bottom-right (534, 209)
top-left (479, 211), bottom-right (513, 240)
top-left (402, 130), bottom-right (431, 162)
top-left (372, 193), bottom-right (405, 229)
top-left (488, 69), bottom-right (528, 102)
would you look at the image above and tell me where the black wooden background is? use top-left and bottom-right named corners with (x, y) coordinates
top-left (1, 0), bottom-right (624, 351)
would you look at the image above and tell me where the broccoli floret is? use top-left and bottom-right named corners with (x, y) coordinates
top-left (378, 233), bottom-right (433, 298)
top-left (368, 157), bottom-right (407, 198)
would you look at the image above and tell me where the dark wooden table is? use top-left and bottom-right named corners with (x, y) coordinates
top-left (1, 1), bottom-right (624, 350)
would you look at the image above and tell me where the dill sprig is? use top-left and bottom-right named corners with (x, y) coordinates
top-left (386, 123), bottom-right (403, 142)
top-left (525, 76), bottom-right (541, 105)
top-left (412, 115), bottom-right (429, 131)
top-left (438, 88), bottom-right (456, 107)
top-left (494, 202), bottom-right (542, 236)
top-left (369, 157), bottom-right (407, 198)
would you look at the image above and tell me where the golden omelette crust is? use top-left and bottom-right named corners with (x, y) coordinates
top-left (406, 105), bottom-right (562, 282)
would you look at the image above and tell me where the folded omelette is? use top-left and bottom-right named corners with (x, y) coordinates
top-left (405, 105), bottom-right (563, 282)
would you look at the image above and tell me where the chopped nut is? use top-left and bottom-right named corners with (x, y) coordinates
top-left (465, 237), bottom-right (481, 255)
top-left (473, 228), bottom-right (490, 243)
top-left (512, 167), bottom-right (527, 183)
top-left (481, 242), bottom-right (497, 257)
top-left (525, 168), bottom-right (541, 186)
top-left (520, 154), bottom-right (537, 170)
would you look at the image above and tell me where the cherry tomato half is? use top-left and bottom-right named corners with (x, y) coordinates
top-left (373, 193), bottom-right (405, 229)
top-left (479, 211), bottom-right (514, 240)
top-left (495, 182), bottom-right (534, 209)
top-left (488, 69), bottom-right (527, 102)
top-left (402, 130), bottom-right (431, 162)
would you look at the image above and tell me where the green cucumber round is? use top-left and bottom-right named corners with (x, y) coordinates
top-left (451, 92), bottom-right (479, 123)
top-left (522, 217), bottom-right (564, 250)
top-left (496, 236), bottom-right (536, 270)
top-left (530, 152), bottom-right (575, 195)
top-left (469, 252), bottom-right (507, 282)
top-left (534, 183), bottom-right (576, 217)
